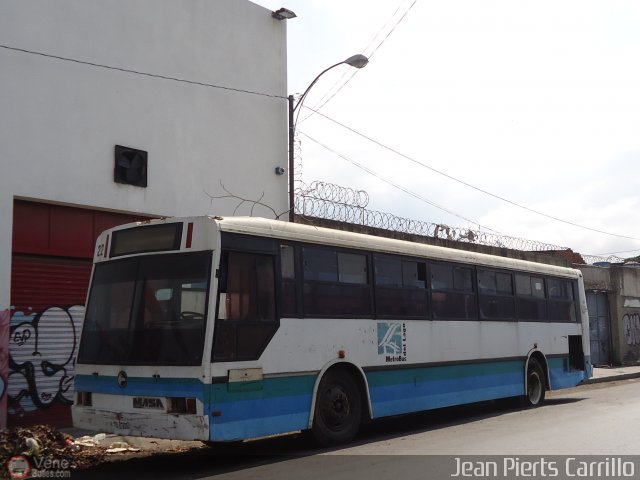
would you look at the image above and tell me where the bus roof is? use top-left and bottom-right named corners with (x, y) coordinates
top-left (213, 216), bottom-right (581, 279)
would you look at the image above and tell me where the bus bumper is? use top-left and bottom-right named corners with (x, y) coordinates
top-left (72, 406), bottom-right (210, 441)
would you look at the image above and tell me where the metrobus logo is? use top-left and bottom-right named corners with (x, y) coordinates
top-left (377, 322), bottom-right (407, 362)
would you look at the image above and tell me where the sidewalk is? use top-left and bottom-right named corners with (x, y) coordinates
top-left (57, 365), bottom-right (640, 459)
top-left (586, 364), bottom-right (640, 384)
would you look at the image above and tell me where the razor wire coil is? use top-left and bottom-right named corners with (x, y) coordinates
top-left (294, 181), bottom-right (625, 265)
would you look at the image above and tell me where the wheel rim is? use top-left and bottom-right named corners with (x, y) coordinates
top-left (528, 370), bottom-right (542, 404)
top-left (319, 384), bottom-right (352, 431)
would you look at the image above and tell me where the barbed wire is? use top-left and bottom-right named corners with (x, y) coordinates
top-left (297, 181), bottom-right (369, 208)
top-left (581, 254), bottom-right (626, 265)
top-left (294, 181), bottom-right (627, 265)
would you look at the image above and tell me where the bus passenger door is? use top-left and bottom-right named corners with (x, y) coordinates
top-left (212, 250), bottom-right (278, 363)
top-left (209, 250), bottom-right (281, 440)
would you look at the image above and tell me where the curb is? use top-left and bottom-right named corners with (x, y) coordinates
top-left (582, 371), bottom-right (640, 385)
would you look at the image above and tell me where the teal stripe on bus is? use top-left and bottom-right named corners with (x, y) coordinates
top-left (366, 359), bottom-right (523, 388)
top-left (211, 374), bottom-right (316, 403)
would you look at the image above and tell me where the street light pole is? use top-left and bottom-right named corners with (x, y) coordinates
top-left (288, 54), bottom-right (369, 222)
top-left (288, 93), bottom-right (296, 223)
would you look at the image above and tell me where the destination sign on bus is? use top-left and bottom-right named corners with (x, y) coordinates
top-left (111, 223), bottom-right (183, 257)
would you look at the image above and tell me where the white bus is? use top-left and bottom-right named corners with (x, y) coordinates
top-left (72, 216), bottom-right (592, 446)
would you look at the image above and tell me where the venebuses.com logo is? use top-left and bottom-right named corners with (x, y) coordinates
top-left (6, 456), bottom-right (30, 479)
top-left (6, 455), bottom-right (71, 479)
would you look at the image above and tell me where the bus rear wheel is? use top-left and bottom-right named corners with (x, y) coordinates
top-left (523, 357), bottom-right (546, 407)
top-left (311, 370), bottom-right (362, 447)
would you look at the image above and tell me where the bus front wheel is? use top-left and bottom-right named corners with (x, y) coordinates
top-left (311, 370), bottom-right (362, 447)
top-left (523, 357), bottom-right (546, 407)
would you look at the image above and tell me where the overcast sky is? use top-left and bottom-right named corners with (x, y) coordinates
top-left (255, 0), bottom-right (640, 259)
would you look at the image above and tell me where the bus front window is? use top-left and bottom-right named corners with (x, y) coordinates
top-left (78, 252), bottom-right (212, 366)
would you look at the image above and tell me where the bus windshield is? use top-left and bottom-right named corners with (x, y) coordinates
top-left (78, 251), bottom-right (212, 366)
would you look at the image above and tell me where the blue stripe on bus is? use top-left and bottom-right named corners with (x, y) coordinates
top-left (209, 375), bottom-right (315, 441)
top-left (369, 375), bottom-right (524, 417)
top-left (549, 369), bottom-right (585, 389)
top-left (210, 401), bottom-right (312, 440)
top-left (74, 374), bottom-right (207, 400)
top-left (76, 356), bottom-right (588, 442)
top-left (208, 361), bottom-right (529, 440)
top-left (210, 393), bottom-right (312, 423)
top-left (213, 413), bottom-right (311, 441)
top-left (366, 361), bottom-right (524, 417)
top-left (547, 357), bottom-right (588, 389)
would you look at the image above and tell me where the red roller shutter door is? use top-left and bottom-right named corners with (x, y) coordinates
top-left (9, 256), bottom-right (91, 427)
top-left (8, 200), bottom-right (146, 427)
top-left (11, 256), bottom-right (92, 314)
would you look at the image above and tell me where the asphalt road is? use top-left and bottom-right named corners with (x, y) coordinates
top-left (76, 379), bottom-right (640, 480)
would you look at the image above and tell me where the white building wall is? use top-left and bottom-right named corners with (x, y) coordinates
top-left (0, 0), bottom-right (289, 311)
top-left (0, 0), bottom-right (289, 428)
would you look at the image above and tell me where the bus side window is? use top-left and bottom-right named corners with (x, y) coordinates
top-left (302, 247), bottom-right (371, 317)
top-left (430, 263), bottom-right (476, 320)
top-left (515, 274), bottom-right (547, 321)
top-left (477, 269), bottom-right (515, 320)
top-left (374, 255), bottom-right (428, 318)
top-left (547, 277), bottom-right (576, 322)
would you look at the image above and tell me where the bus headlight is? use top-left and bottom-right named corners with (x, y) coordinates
top-left (167, 397), bottom-right (197, 414)
top-left (76, 391), bottom-right (92, 406)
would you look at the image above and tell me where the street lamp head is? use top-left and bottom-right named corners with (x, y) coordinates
top-left (343, 54), bottom-right (369, 69)
top-left (292, 54), bottom-right (370, 113)
top-left (272, 8), bottom-right (296, 20)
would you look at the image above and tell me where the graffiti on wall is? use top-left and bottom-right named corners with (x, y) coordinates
top-left (0, 309), bottom-right (9, 430)
top-left (623, 312), bottom-right (640, 346)
top-left (8, 305), bottom-right (84, 417)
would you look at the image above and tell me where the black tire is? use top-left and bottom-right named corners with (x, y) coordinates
top-left (523, 357), bottom-right (546, 407)
top-left (311, 370), bottom-right (362, 447)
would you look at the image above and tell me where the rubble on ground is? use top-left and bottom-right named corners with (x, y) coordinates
top-left (1, 425), bottom-right (203, 476)
top-left (0, 425), bottom-right (108, 471)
